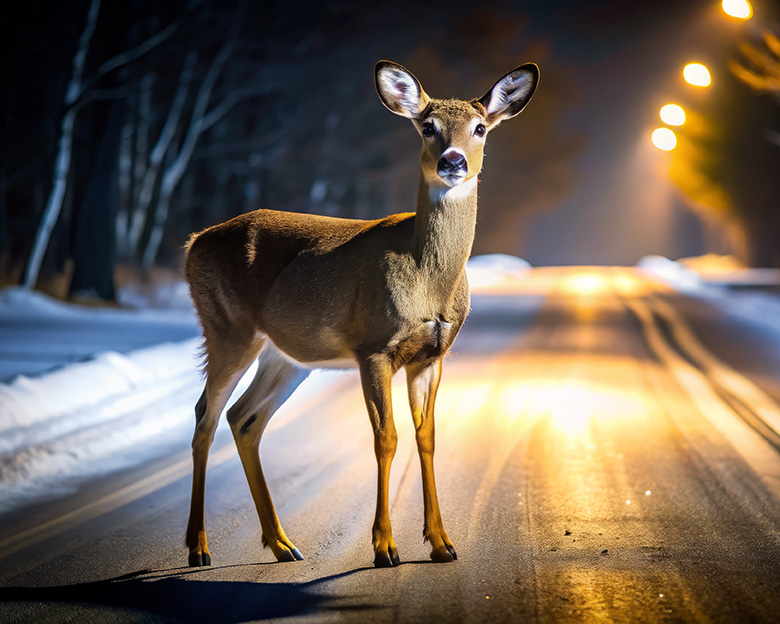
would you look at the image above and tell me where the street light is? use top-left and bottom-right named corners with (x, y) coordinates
top-left (652, 127), bottom-right (677, 151)
top-left (722, 0), bottom-right (752, 20)
top-left (660, 104), bottom-right (686, 126)
top-left (683, 63), bottom-right (711, 87)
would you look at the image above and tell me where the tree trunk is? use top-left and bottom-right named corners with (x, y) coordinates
top-left (68, 99), bottom-right (126, 301)
top-left (22, 0), bottom-right (102, 289)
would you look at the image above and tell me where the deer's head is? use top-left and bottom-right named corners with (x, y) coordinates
top-left (375, 60), bottom-right (539, 196)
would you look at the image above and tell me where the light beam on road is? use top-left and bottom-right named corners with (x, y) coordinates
top-left (564, 271), bottom-right (608, 296)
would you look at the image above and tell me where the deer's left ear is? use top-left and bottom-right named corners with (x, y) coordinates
top-left (375, 61), bottom-right (431, 120)
top-left (479, 63), bottom-right (539, 129)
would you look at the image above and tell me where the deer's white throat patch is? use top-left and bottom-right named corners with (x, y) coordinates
top-left (428, 175), bottom-right (478, 203)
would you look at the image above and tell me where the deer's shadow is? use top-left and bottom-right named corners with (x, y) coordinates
top-left (0, 561), bottom-right (434, 623)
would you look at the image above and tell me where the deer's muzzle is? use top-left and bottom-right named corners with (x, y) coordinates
top-left (437, 148), bottom-right (467, 185)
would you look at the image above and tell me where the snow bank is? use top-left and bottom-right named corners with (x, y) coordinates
top-left (637, 255), bottom-right (703, 292)
top-left (0, 337), bottom-right (202, 511)
top-left (466, 254), bottom-right (531, 292)
top-left (639, 254), bottom-right (780, 291)
top-left (0, 286), bottom-right (84, 317)
top-left (0, 286), bottom-right (202, 510)
top-left (0, 343), bottom-right (349, 512)
top-left (467, 254), bottom-right (532, 273)
top-left (0, 339), bottom-right (201, 438)
top-left (0, 285), bottom-right (355, 513)
top-left (117, 280), bottom-right (194, 311)
top-left (0, 284), bottom-right (197, 323)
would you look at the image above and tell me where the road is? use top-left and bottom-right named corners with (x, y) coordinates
top-left (2, 267), bottom-right (780, 623)
top-left (0, 303), bottom-right (199, 382)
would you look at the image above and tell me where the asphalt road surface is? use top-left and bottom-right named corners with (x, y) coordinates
top-left (2, 267), bottom-right (780, 623)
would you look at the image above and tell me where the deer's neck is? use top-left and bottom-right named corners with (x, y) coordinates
top-left (412, 176), bottom-right (478, 289)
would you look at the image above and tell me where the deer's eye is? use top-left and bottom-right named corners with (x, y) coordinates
top-left (474, 123), bottom-right (487, 138)
top-left (422, 122), bottom-right (435, 137)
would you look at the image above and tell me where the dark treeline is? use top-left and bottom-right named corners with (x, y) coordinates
top-left (669, 16), bottom-right (780, 268)
top-left (1, 0), bottom-right (581, 300)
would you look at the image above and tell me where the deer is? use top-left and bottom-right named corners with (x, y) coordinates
top-left (183, 59), bottom-right (539, 568)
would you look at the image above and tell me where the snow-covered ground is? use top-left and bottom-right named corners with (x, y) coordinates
top-left (465, 253), bottom-right (531, 292)
top-left (0, 286), bottom-right (346, 513)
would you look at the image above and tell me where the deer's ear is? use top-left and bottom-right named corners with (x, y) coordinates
top-left (375, 61), bottom-right (430, 119)
top-left (479, 63), bottom-right (539, 129)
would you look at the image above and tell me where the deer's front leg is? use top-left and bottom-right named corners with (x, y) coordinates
top-left (406, 358), bottom-right (457, 562)
top-left (359, 354), bottom-right (400, 567)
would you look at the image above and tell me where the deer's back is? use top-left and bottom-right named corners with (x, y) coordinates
top-left (185, 209), bottom-right (415, 338)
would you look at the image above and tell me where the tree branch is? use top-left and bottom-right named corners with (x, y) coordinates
top-left (94, 18), bottom-right (180, 80)
top-left (161, 34), bottom-right (237, 195)
top-left (75, 0), bottom-right (199, 105)
top-left (64, 0), bottom-right (101, 107)
top-left (73, 85), bottom-right (137, 111)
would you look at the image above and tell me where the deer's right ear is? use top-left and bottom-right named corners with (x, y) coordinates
top-left (375, 61), bottom-right (430, 119)
top-left (479, 63), bottom-right (539, 129)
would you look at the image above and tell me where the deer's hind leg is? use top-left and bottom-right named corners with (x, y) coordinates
top-left (187, 330), bottom-right (265, 567)
top-left (226, 343), bottom-right (310, 562)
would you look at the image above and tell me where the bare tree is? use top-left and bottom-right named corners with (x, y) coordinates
top-left (140, 30), bottom-right (239, 269)
top-left (22, 0), bottom-right (183, 289)
top-left (125, 51), bottom-right (197, 255)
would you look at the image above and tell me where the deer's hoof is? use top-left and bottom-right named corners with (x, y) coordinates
top-left (188, 551), bottom-right (212, 567)
top-left (374, 547), bottom-right (401, 568)
top-left (430, 544), bottom-right (457, 563)
top-left (270, 542), bottom-right (304, 562)
top-left (276, 549), bottom-right (296, 562)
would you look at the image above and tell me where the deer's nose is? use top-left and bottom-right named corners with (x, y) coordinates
top-left (437, 149), bottom-right (467, 177)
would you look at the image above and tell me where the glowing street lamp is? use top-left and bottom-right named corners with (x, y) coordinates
top-left (722, 0), bottom-right (752, 20)
top-left (652, 127), bottom-right (677, 151)
top-left (659, 104), bottom-right (685, 126)
top-left (683, 63), bottom-right (711, 87)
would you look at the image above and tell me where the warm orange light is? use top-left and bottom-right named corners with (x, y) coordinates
top-left (722, 0), bottom-right (752, 19)
top-left (660, 104), bottom-right (685, 126)
top-left (652, 127), bottom-right (677, 151)
top-left (683, 63), bottom-right (711, 87)
top-left (564, 271), bottom-right (607, 295)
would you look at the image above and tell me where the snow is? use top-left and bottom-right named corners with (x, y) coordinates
top-left (0, 285), bottom-right (347, 513)
top-left (0, 340), bottom-right (200, 436)
top-left (117, 279), bottom-right (195, 311)
top-left (0, 286), bottom-right (86, 317)
top-left (639, 254), bottom-right (780, 292)
top-left (467, 253), bottom-right (532, 273)
top-left (466, 253), bottom-right (531, 292)
top-left (637, 255), bottom-right (703, 292)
